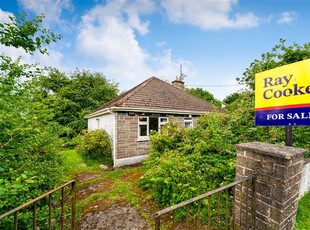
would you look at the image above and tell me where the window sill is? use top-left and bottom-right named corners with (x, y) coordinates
top-left (137, 137), bottom-right (150, 142)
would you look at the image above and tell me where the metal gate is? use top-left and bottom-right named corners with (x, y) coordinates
top-left (154, 176), bottom-right (255, 230)
top-left (0, 180), bottom-right (76, 230)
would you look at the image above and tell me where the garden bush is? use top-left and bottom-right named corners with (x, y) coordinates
top-left (78, 129), bottom-right (113, 165)
top-left (139, 115), bottom-right (236, 207)
top-left (140, 91), bottom-right (310, 217)
top-left (0, 13), bottom-right (66, 228)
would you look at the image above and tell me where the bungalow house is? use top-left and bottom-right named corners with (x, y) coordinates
top-left (85, 76), bottom-right (215, 166)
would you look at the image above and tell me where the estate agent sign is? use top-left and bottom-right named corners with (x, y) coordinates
top-left (255, 59), bottom-right (310, 126)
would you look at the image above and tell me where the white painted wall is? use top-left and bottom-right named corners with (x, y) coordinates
top-left (300, 159), bottom-right (310, 197)
top-left (88, 113), bottom-right (115, 139)
top-left (88, 113), bottom-right (116, 166)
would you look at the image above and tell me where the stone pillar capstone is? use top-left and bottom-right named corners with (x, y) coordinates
top-left (235, 142), bottom-right (306, 230)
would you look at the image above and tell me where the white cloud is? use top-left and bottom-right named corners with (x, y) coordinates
top-left (0, 43), bottom-right (67, 72)
top-left (77, 3), bottom-right (150, 81)
top-left (0, 4), bottom-right (66, 70)
top-left (0, 9), bottom-right (13, 23)
top-left (277, 11), bottom-right (297, 25)
top-left (34, 49), bottom-right (66, 70)
top-left (77, 0), bottom-right (186, 87)
top-left (123, 0), bottom-right (154, 35)
top-left (156, 41), bottom-right (166, 48)
top-left (149, 49), bottom-right (193, 80)
top-left (0, 4), bottom-right (71, 75)
top-left (18, 0), bottom-right (73, 28)
top-left (18, 0), bottom-right (72, 19)
top-left (0, 44), bottom-right (26, 60)
top-left (160, 0), bottom-right (259, 30)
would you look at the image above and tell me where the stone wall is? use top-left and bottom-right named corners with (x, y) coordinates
top-left (114, 112), bottom-right (200, 166)
top-left (235, 142), bottom-right (307, 230)
top-left (115, 112), bottom-right (149, 160)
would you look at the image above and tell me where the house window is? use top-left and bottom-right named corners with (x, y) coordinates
top-left (159, 117), bottom-right (168, 131)
top-left (184, 117), bottom-right (193, 128)
top-left (138, 117), bottom-right (168, 140)
top-left (138, 117), bottom-right (148, 137)
top-left (96, 118), bottom-right (100, 129)
top-left (149, 117), bottom-right (159, 133)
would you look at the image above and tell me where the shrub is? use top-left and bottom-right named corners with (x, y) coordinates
top-left (140, 91), bottom-right (310, 214)
top-left (0, 12), bottom-right (65, 228)
top-left (61, 134), bottom-right (81, 149)
top-left (78, 129), bottom-right (112, 165)
top-left (139, 115), bottom-right (236, 208)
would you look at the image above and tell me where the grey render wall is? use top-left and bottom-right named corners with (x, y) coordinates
top-left (299, 158), bottom-right (310, 197)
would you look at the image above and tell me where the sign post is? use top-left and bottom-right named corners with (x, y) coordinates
top-left (285, 126), bottom-right (292, 146)
top-left (255, 59), bottom-right (310, 146)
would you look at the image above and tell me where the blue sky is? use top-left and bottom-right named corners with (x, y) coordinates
top-left (1, 0), bottom-right (310, 100)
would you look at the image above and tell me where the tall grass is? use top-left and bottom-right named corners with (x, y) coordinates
top-left (61, 149), bottom-right (102, 176)
top-left (296, 192), bottom-right (310, 229)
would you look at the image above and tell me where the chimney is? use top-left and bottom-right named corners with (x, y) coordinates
top-left (172, 76), bottom-right (185, 90)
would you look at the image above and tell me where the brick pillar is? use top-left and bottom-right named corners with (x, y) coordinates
top-left (235, 142), bottom-right (306, 230)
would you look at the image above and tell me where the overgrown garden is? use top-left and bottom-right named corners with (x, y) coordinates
top-left (1, 10), bottom-right (310, 229)
top-left (0, 12), bottom-right (117, 228)
top-left (140, 39), bottom-right (310, 226)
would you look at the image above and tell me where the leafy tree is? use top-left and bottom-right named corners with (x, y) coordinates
top-left (186, 87), bottom-right (222, 108)
top-left (139, 92), bottom-right (285, 214)
top-left (0, 12), bottom-right (61, 54)
top-left (40, 69), bottom-right (70, 95)
top-left (222, 91), bottom-right (245, 111)
top-left (237, 38), bottom-right (310, 90)
top-left (0, 12), bottom-right (64, 224)
top-left (39, 69), bottom-right (119, 137)
top-left (140, 39), bottom-right (310, 221)
top-left (236, 38), bottom-right (310, 150)
top-left (223, 92), bottom-right (241, 106)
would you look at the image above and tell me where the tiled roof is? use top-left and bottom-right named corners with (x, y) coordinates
top-left (88, 77), bottom-right (215, 116)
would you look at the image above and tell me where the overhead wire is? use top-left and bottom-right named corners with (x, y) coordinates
top-left (186, 83), bottom-right (246, 88)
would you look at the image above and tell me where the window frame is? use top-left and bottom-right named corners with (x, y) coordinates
top-left (184, 117), bottom-right (193, 128)
top-left (159, 117), bottom-right (168, 132)
top-left (96, 118), bottom-right (100, 129)
top-left (137, 116), bottom-right (168, 140)
top-left (138, 117), bottom-right (149, 140)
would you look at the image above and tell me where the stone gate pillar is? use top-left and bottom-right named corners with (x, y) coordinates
top-left (235, 142), bottom-right (306, 230)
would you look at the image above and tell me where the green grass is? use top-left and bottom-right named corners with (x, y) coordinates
top-left (61, 149), bottom-right (103, 175)
top-left (63, 149), bottom-right (310, 229)
top-left (296, 192), bottom-right (310, 229)
top-left (60, 149), bottom-right (156, 228)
